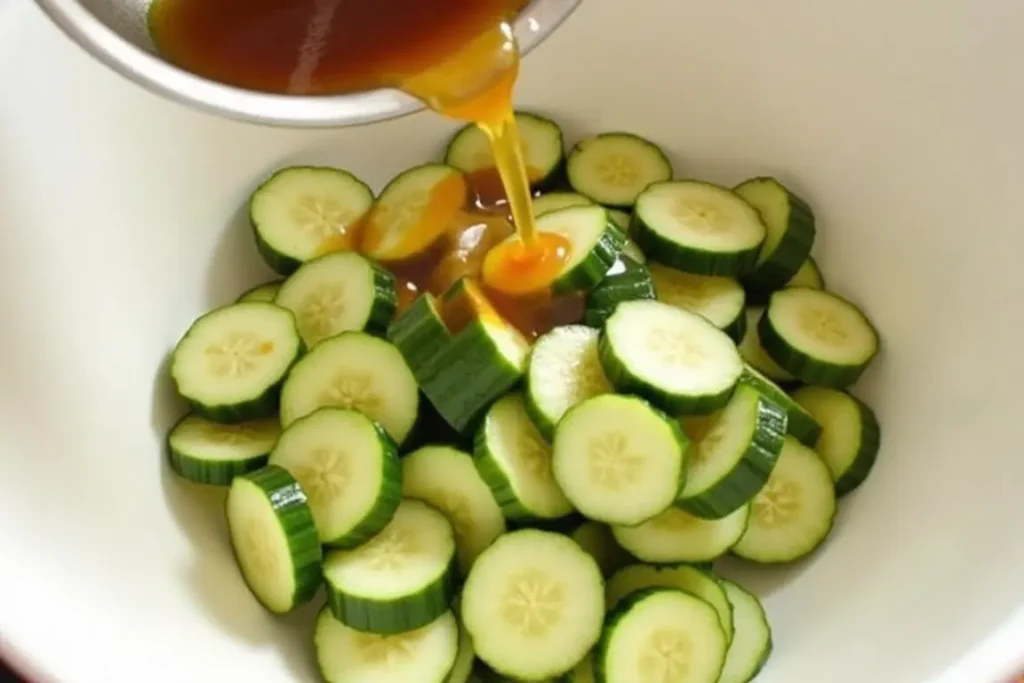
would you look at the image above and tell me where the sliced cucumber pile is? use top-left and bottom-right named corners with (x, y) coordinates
top-left (164, 114), bottom-right (883, 681)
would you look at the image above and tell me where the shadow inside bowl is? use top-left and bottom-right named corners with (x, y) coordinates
top-left (203, 202), bottom-right (279, 308)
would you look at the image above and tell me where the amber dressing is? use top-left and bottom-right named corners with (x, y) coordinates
top-left (150, 0), bottom-right (577, 334)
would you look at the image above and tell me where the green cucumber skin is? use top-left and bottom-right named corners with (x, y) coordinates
top-left (738, 179), bottom-right (817, 294)
top-left (834, 394), bottom-right (881, 496)
top-left (363, 259), bottom-right (401, 336)
top-left (553, 219), bottom-right (628, 295)
top-left (230, 465), bottom-right (323, 612)
top-left (757, 300), bottom-right (878, 388)
top-left (402, 392), bottom-right (472, 454)
top-left (722, 306), bottom-right (748, 344)
top-left (739, 366), bottom-right (823, 447)
top-left (583, 257), bottom-right (657, 328)
top-left (387, 294), bottom-right (452, 384)
top-left (631, 210), bottom-right (762, 278)
top-left (325, 555), bottom-right (459, 635)
top-left (166, 414), bottom-right (271, 486)
top-left (676, 395), bottom-right (787, 520)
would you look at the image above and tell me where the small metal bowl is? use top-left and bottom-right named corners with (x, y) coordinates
top-left (32, 0), bottom-right (580, 128)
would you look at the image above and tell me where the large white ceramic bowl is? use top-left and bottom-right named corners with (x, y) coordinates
top-left (1, 0), bottom-right (1022, 682)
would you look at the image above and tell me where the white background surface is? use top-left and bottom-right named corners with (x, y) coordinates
top-left (1, 0), bottom-right (1023, 681)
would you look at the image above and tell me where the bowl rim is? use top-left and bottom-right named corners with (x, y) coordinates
top-left (30, 0), bottom-right (581, 128)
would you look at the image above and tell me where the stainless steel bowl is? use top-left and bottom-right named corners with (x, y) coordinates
top-left (32, 0), bottom-right (580, 127)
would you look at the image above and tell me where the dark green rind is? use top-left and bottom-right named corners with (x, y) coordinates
top-left (325, 553), bottom-right (458, 635)
top-left (237, 280), bottom-right (283, 304)
top-left (736, 177), bottom-right (817, 294)
top-left (170, 302), bottom-right (305, 424)
top-left (677, 389), bottom-right (787, 520)
top-left (594, 588), bottom-right (727, 683)
top-left (402, 392), bottom-right (472, 454)
top-left (166, 414), bottom-right (272, 486)
top-left (566, 132), bottom-right (673, 209)
top-left (583, 256), bottom-right (656, 328)
top-left (363, 259), bottom-right (400, 335)
top-left (227, 465), bottom-right (323, 614)
top-left (740, 365), bottom-right (822, 446)
top-left (507, 513), bottom-right (587, 534)
top-left (387, 293), bottom-right (452, 385)
top-left (722, 305), bottom-right (748, 344)
top-left (758, 291), bottom-right (880, 388)
top-left (552, 211), bottom-right (628, 294)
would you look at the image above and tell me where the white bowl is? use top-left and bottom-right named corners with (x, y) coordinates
top-left (2, 0), bottom-right (1023, 682)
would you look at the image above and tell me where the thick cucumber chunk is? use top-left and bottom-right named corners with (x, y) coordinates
top-left (387, 293), bottom-right (452, 385)
top-left (445, 111), bottom-right (566, 190)
top-left (735, 177), bottom-right (817, 294)
top-left (280, 331), bottom-right (419, 445)
top-left (225, 465), bottom-right (322, 614)
top-left (596, 588), bottom-right (728, 683)
top-left (275, 250), bottom-right (397, 347)
top-left (402, 445), bottom-right (507, 573)
top-left (739, 365), bottom-right (822, 446)
top-left (738, 307), bottom-right (794, 382)
top-left (249, 166), bottom-right (374, 275)
top-left (171, 302), bottom-right (303, 423)
top-left (633, 181), bottom-right (766, 276)
top-left (584, 256), bottom-right (657, 328)
top-left (167, 413), bottom-right (280, 485)
top-left (790, 386), bottom-right (881, 496)
top-left (759, 288), bottom-right (880, 387)
top-left (237, 280), bottom-right (283, 303)
top-left (525, 325), bottom-right (613, 440)
top-left (462, 530), bottom-right (605, 680)
top-left (719, 579), bottom-right (773, 683)
top-left (611, 504), bottom-right (750, 564)
top-left (362, 164), bottom-right (468, 263)
top-left (566, 132), bottom-right (673, 208)
top-left (315, 607), bottom-right (459, 683)
top-left (269, 407), bottom-right (401, 547)
top-left (600, 300), bottom-right (744, 415)
top-left (785, 256), bottom-right (825, 290)
top-left (605, 564), bottom-right (734, 645)
top-left (533, 191), bottom-right (594, 217)
top-left (475, 393), bottom-right (574, 521)
top-left (534, 205), bottom-right (627, 293)
top-left (649, 262), bottom-right (747, 342)
top-left (567, 520), bottom-right (634, 578)
top-left (676, 384), bottom-right (787, 520)
top-left (553, 394), bottom-right (688, 526)
top-left (732, 437), bottom-right (837, 563)
top-left (323, 499), bottom-right (458, 634)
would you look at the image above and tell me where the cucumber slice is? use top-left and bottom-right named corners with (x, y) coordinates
top-left (605, 564), bottom-right (733, 645)
top-left (739, 364), bottom-right (822, 447)
top-left (269, 407), bottom-right (401, 547)
top-left (595, 588), bottom-right (728, 683)
top-left (525, 325), bottom-right (613, 441)
top-left (387, 293), bottom-right (452, 385)
top-left (170, 302), bottom-right (304, 423)
top-left (567, 521), bottom-right (633, 578)
top-left (790, 386), bottom-right (881, 496)
top-left (735, 177), bottom-right (817, 294)
top-left (552, 394), bottom-right (688, 526)
top-left (633, 180), bottom-right (766, 277)
top-left (719, 579), bottom-right (773, 683)
top-left (445, 112), bottom-right (566, 191)
top-left (402, 445), bottom-right (507, 573)
top-left (361, 164), bottom-right (468, 263)
top-left (447, 607), bottom-right (477, 683)
top-left (323, 499), bottom-right (458, 634)
top-left (607, 209), bottom-right (632, 235)
top-left (732, 437), bottom-right (837, 563)
top-left (167, 413), bottom-right (280, 485)
top-left (759, 288), bottom-right (880, 388)
top-left (566, 132), bottom-right (673, 208)
top-left (785, 256), bottom-right (825, 290)
top-left (225, 465), bottom-right (322, 614)
top-left (648, 262), bottom-right (747, 342)
top-left (280, 331), bottom-right (419, 445)
top-left (583, 256), bottom-right (657, 328)
top-left (737, 307), bottom-right (794, 382)
top-left (533, 191), bottom-right (594, 217)
top-left (475, 393), bottom-right (574, 521)
top-left (421, 281), bottom-right (531, 434)
top-left (237, 280), bottom-right (283, 303)
top-left (536, 205), bottom-right (627, 293)
top-left (462, 529), bottom-right (605, 680)
top-left (599, 299), bottom-right (744, 415)
top-left (611, 504), bottom-right (750, 564)
top-left (275, 250), bottom-right (397, 348)
top-left (675, 384), bottom-right (786, 520)
top-left (249, 166), bottom-right (374, 275)
top-left (315, 607), bottom-right (459, 683)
